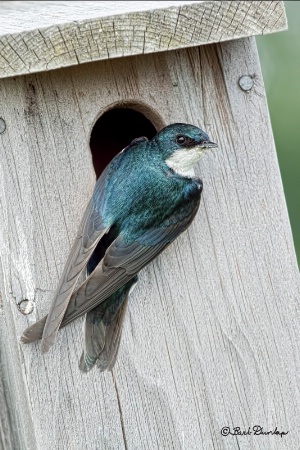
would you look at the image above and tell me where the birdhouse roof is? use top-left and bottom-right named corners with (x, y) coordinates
top-left (0, 0), bottom-right (287, 79)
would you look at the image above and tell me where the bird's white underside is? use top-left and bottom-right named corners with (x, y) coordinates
top-left (165, 146), bottom-right (205, 177)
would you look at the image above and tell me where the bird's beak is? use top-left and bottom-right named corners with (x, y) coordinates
top-left (200, 141), bottom-right (218, 149)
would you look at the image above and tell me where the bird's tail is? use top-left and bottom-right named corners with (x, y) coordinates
top-left (79, 276), bottom-right (138, 372)
top-left (21, 277), bottom-right (138, 372)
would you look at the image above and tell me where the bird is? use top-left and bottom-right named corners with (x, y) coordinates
top-left (21, 123), bottom-right (217, 372)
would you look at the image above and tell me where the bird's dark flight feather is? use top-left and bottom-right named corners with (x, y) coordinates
top-left (79, 277), bottom-right (137, 372)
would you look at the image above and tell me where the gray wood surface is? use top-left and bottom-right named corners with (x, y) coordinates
top-left (0, 303), bottom-right (37, 450)
top-left (0, 303), bottom-right (15, 450)
top-left (0, 0), bottom-right (287, 79)
top-left (0, 36), bottom-right (299, 449)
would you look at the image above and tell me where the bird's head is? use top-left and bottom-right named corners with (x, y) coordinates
top-left (153, 123), bottom-right (217, 177)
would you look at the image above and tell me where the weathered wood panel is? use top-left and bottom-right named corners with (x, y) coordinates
top-left (0, 300), bottom-right (37, 450)
top-left (0, 36), bottom-right (299, 449)
top-left (0, 1), bottom-right (287, 79)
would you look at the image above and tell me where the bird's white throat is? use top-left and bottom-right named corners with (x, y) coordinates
top-left (165, 145), bottom-right (205, 177)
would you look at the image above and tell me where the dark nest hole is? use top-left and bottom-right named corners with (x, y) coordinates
top-left (90, 108), bottom-right (158, 178)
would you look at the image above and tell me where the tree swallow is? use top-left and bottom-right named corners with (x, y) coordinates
top-left (21, 123), bottom-right (217, 372)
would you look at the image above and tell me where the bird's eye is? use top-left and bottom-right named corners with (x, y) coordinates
top-left (176, 135), bottom-right (187, 145)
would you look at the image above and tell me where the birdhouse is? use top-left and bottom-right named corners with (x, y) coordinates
top-left (1, 1), bottom-right (299, 449)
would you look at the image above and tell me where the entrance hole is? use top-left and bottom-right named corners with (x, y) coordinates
top-left (90, 107), bottom-right (159, 178)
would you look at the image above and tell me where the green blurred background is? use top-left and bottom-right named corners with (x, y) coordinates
top-left (256, 1), bottom-right (300, 268)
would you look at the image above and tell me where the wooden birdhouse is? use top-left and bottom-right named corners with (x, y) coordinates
top-left (1, 1), bottom-right (299, 449)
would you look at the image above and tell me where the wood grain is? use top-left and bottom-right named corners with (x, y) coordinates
top-left (0, 36), bottom-right (299, 449)
top-left (0, 1), bottom-right (287, 79)
top-left (0, 306), bottom-right (15, 450)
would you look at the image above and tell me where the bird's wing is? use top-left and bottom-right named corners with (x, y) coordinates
top-left (59, 195), bottom-right (200, 328)
top-left (40, 170), bottom-right (110, 353)
top-left (79, 277), bottom-right (137, 372)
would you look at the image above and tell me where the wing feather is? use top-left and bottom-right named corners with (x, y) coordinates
top-left (58, 204), bottom-right (199, 327)
top-left (79, 277), bottom-right (137, 372)
top-left (40, 167), bottom-right (110, 353)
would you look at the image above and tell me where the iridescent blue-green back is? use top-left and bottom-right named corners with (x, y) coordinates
top-left (92, 138), bottom-right (202, 244)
